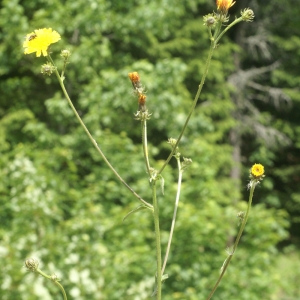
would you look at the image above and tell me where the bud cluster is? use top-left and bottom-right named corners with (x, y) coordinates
top-left (128, 72), bottom-right (147, 112)
top-left (203, 1), bottom-right (255, 30)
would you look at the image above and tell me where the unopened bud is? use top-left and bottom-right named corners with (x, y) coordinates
top-left (181, 157), bottom-right (192, 171)
top-left (50, 274), bottom-right (60, 282)
top-left (237, 211), bottom-right (245, 226)
top-left (60, 49), bottom-right (71, 59)
top-left (203, 15), bottom-right (217, 28)
top-left (128, 72), bottom-right (140, 83)
top-left (138, 93), bottom-right (147, 111)
top-left (41, 62), bottom-right (56, 76)
top-left (167, 138), bottom-right (178, 147)
top-left (25, 258), bottom-right (39, 272)
top-left (241, 8), bottom-right (255, 22)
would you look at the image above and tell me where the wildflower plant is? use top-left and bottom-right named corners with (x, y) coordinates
top-left (22, 1), bottom-right (261, 299)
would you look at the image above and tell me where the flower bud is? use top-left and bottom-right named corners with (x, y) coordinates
top-left (203, 15), bottom-right (216, 28)
top-left (128, 72), bottom-right (140, 83)
top-left (25, 258), bottom-right (39, 272)
top-left (237, 211), bottom-right (245, 225)
top-left (51, 274), bottom-right (60, 282)
top-left (138, 93), bottom-right (147, 112)
top-left (181, 157), bottom-right (192, 171)
top-left (60, 49), bottom-right (71, 59)
top-left (241, 8), bottom-right (255, 22)
top-left (41, 62), bottom-right (56, 76)
top-left (167, 138), bottom-right (178, 147)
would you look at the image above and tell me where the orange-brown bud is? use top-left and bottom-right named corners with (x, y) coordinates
top-left (128, 72), bottom-right (140, 83)
top-left (138, 94), bottom-right (147, 111)
top-left (138, 94), bottom-right (146, 105)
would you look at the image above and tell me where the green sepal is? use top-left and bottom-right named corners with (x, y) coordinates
top-left (122, 204), bottom-right (153, 222)
top-left (151, 274), bottom-right (169, 297)
top-left (161, 274), bottom-right (168, 282)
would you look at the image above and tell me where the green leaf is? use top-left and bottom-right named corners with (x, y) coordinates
top-left (122, 204), bottom-right (153, 222)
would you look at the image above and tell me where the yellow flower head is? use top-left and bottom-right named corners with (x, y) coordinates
top-left (250, 163), bottom-right (265, 179)
top-left (23, 28), bottom-right (61, 57)
top-left (216, 0), bottom-right (236, 14)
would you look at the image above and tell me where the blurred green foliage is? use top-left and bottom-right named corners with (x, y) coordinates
top-left (0, 0), bottom-right (299, 299)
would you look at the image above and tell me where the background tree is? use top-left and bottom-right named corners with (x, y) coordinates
top-left (0, 0), bottom-right (298, 299)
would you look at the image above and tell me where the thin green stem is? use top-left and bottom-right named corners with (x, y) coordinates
top-left (152, 180), bottom-right (162, 300)
top-left (214, 17), bottom-right (243, 46)
top-left (141, 119), bottom-right (151, 176)
top-left (212, 18), bottom-right (222, 42)
top-left (158, 41), bottom-right (215, 175)
top-left (205, 182), bottom-right (257, 300)
top-left (161, 156), bottom-right (182, 275)
top-left (36, 269), bottom-right (68, 300)
top-left (47, 55), bottom-right (152, 209)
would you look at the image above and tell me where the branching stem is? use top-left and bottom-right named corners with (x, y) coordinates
top-left (47, 55), bottom-right (152, 209)
top-left (36, 269), bottom-right (68, 300)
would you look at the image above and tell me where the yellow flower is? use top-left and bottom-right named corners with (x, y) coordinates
top-left (216, 0), bottom-right (236, 14)
top-left (250, 163), bottom-right (265, 178)
top-left (23, 28), bottom-right (61, 57)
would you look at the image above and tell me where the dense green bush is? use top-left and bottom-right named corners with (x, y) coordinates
top-left (0, 0), bottom-right (299, 299)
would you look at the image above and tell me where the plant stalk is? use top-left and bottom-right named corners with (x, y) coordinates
top-left (158, 41), bottom-right (215, 175)
top-left (161, 156), bottom-right (183, 275)
top-left (47, 55), bottom-right (152, 209)
top-left (152, 180), bottom-right (162, 300)
top-left (206, 182), bottom-right (256, 300)
top-left (142, 119), bottom-right (151, 175)
top-left (36, 269), bottom-right (68, 300)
